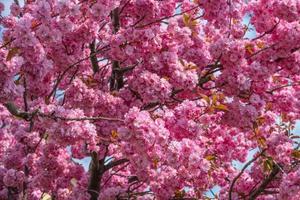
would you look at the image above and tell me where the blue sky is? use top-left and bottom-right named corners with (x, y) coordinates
top-left (1, 0), bottom-right (20, 16)
top-left (0, 0), bottom-right (14, 37)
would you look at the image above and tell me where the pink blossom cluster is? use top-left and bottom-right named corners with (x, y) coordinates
top-left (128, 70), bottom-right (172, 104)
top-left (279, 168), bottom-right (300, 199)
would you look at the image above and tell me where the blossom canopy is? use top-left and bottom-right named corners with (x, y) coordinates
top-left (0, 0), bottom-right (300, 199)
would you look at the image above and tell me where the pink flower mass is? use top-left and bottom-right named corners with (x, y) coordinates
top-left (0, 0), bottom-right (300, 199)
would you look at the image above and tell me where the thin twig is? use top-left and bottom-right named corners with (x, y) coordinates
top-left (38, 112), bottom-right (124, 122)
top-left (119, 0), bottom-right (131, 15)
top-left (267, 82), bottom-right (300, 94)
top-left (252, 20), bottom-right (280, 41)
top-left (3, 101), bottom-right (124, 122)
top-left (47, 45), bottom-right (110, 100)
top-left (0, 39), bottom-right (15, 49)
top-left (23, 78), bottom-right (28, 112)
top-left (135, 5), bottom-right (200, 28)
top-left (246, 43), bottom-right (277, 59)
top-left (101, 162), bottom-right (130, 187)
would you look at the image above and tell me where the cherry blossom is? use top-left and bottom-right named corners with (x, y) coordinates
top-left (0, 0), bottom-right (300, 199)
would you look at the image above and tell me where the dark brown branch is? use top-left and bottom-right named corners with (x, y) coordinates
top-left (14, 0), bottom-right (20, 6)
top-left (135, 5), bottom-right (200, 28)
top-left (112, 7), bottom-right (120, 34)
top-left (110, 7), bottom-right (124, 91)
top-left (0, 39), bottom-right (15, 49)
top-left (89, 40), bottom-right (100, 73)
top-left (101, 162), bottom-right (130, 188)
top-left (228, 150), bottom-right (265, 200)
top-left (267, 82), bottom-right (300, 94)
top-left (198, 63), bottom-right (222, 88)
top-left (3, 102), bottom-right (32, 121)
top-left (110, 61), bottom-right (141, 91)
top-left (119, 0), bottom-right (131, 15)
top-left (88, 149), bottom-right (129, 200)
top-left (130, 15), bottom-right (146, 28)
top-left (104, 158), bottom-right (129, 171)
top-left (246, 43), bottom-right (277, 59)
top-left (113, 62), bottom-right (139, 73)
top-left (273, 46), bottom-right (300, 63)
top-left (110, 61), bottom-right (124, 91)
top-left (198, 75), bottom-right (212, 87)
top-left (261, 189), bottom-right (279, 195)
top-left (3, 102), bottom-right (124, 122)
top-left (47, 44), bottom-right (110, 100)
top-left (88, 152), bottom-right (105, 200)
top-left (248, 165), bottom-right (280, 200)
top-left (23, 78), bottom-right (28, 112)
top-left (38, 112), bottom-right (124, 122)
top-left (252, 20), bottom-right (280, 41)
top-left (141, 102), bottom-right (161, 110)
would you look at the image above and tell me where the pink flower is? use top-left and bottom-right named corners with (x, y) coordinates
top-left (0, 0), bottom-right (300, 199)
top-left (10, 3), bottom-right (21, 17)
top-left (3, 169), bottom-right (25, 187)
top-left (0, 3), bottom-right (5, 13)
top-left (250, 93), bottom-right (265, 109)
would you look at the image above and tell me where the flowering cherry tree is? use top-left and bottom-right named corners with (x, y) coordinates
top-left (0, 0), bottom-right (300, 199)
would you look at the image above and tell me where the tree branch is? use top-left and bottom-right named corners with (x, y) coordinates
top-left (88, 151), bottom-right (104, 200)
top-left (14, 0), bottom-right (20, 6)
top-left (89, 40), bottom-right (100, 73)
top-left (38, 112), bottom-right (124, 122)
top-left (267, 82), bottom-right (300, 94)
top-left (110, 7), bottom-right (124, 91)
top-left (252, 20), bottom-right (280, 41)
top-left (47, 44), bottom-right (110, 101)
top-left (3, 102), bottom-right (124, 122)
top-left (23, 78), bottom-right (28, 112)
top-left (228, 150), bottom-right (265, 200)
top-left (248, 165), bottom-right (280, 200)
top-left (87, 151), bottom-right (129, 200)
top-left (135, 5), bottom-right (200, 28)
top-left (104, 158), bottom-right (129, 171)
